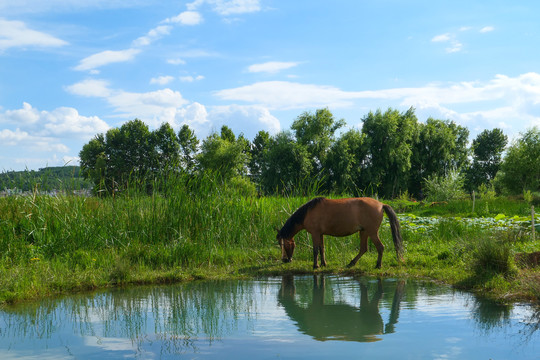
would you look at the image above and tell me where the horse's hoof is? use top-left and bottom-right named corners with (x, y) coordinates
top-left (282, 258), bottom-right (291, 263)
top-left (313, 265), bottom-right (319, 269)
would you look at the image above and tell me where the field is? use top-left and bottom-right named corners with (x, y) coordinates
top-left (0, 175), bottom-right (539, 306)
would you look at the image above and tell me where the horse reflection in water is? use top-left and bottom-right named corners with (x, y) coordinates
top-left (278, 275), bottom-right (405, 342)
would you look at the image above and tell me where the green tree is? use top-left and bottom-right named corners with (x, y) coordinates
top-left (497, 127), bottom-right (540, 194)
top-left (409, 118), bottom-right (470, 198)
top-left (466, 128), bottom-right (507, 190)
top-left (260, 131), bottom-right (312, 194)
top-left (178, 124), bottom-right (199, 173)
top-left (80, 119), bottom-right (181, 194)
top-left (361, 107), bottom-right (418, 198)
top-left (105, 119), bottom-right (154, 184)
top-left (79, 134), bottom-right (108, 193)
top-left (325, 128), bottom-right (366, 195)
top-left (152, 123), bottom-right (180, 172)
top-left (249, 130), bottom-right (271, 184)
top-left (197, 129), bottom-right (249, 180)
top-left (291, 108), bottom-right (345, 179)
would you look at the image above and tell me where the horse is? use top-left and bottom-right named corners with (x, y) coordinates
top-left (276, 197), bottom-right (404, 269)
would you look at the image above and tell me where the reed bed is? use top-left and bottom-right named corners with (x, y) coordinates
top-left (0, 174), bottom-right (538, 305)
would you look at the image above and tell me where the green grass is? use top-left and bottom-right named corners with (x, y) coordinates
top-left (0, 174), bottom-right (539, 306)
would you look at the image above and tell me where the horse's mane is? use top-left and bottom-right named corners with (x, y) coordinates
top-left (279, 197), bottom-right (325, 238)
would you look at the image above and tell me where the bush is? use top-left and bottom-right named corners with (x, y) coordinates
top-left (424, 169), bottom-right (466, 202)
top-left (471, 236), bottom-right (516, 277)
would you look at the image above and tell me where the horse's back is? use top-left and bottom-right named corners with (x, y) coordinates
top-left (304, 197), bottom-right (384, 236)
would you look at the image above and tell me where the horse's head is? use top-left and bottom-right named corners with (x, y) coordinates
top-left (276, 229), bottom-right (295, 263)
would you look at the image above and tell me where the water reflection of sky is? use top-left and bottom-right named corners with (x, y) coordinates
top-left (0, 276), bottom-right (538, 359)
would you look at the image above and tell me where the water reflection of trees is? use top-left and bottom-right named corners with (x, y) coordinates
top-left (277, 275), bottom-right (405, 342)
top-left (1, 276), bottom-right (537, 357)
top-left (0, 280), bottom-right (265, 356)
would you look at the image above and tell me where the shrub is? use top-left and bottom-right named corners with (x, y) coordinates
top-left (424, 169), bottom-right (466, 202)
top-left (471, 236), bottom-right (516, 277)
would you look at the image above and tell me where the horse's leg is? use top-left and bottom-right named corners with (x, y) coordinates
top-left (372, 233), bottom-right (385, 269)
top-left (312, 233), bottom-right (321, 269)
top-left (347, 231), bottom-right (368, 267)
top-left (319, 234), bottom-right (327, 267)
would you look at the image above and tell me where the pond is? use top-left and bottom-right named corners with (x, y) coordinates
top-left (0, 276), bottom-right (538, 359)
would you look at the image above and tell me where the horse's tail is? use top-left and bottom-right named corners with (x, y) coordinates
top-left (382, 204), bottom-right (404, 261)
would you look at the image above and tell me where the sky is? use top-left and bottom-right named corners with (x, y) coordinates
top-left (1, 0), bottom-right (540, 171)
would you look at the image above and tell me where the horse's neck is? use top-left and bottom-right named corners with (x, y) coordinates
top-left (292, 223), bottom-right (305, 237)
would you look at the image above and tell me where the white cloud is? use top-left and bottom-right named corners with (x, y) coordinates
top-left (0, 102), bottom-right (109, 138)
top-left (215, 81), bottom-right (364, 109)
top-left (68, 79), bottom-right (190, 127)
top-left (167, 58), bottom-right (186, 65)
top-left (150, 75), bottom-right (175, 85)
top-left (187, 0), bottom-right (261, 16)
top-left (480, 26), bottom-right (494, 33)
top-left (132, 25), bottom-right (172, 47)
top-left (65, 79), bottom-right (112, 97)
top-left (0, 128), bottom-right (31, 145)
top-left (248, 61), bottom-right (300, 74)
top-left (180, 75), bottom-right (204, 82)
top-left (431, 33), bottom-right (451, 42)
top-left (209, 104), bottom-right (280, 138)
top-left (431, 33), bottom-right (463, 53)
top-left (446, 41), bottom-right (463, 53)
top-left (74, 48), bottom-right (141, 71)
top-left (42, 107), bottom-right (110, 136)
top-left (215, 73), bottom-right (540, 136)
top-left (164, 11), bottom-right (203, 25)
top-left (0, 19), bottom-right (68, 50)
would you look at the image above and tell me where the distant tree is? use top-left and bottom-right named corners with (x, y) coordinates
top-left (80, 119), bottom-right (183, 194)
top-left (178, 124), bottom-right (199, 173)
top-left (291, 108), bottom-right (346, 179)
top-left (497, 127), bottom-right (540, 194)
top-left (466, 128), bottom-right (507, 191)
top-left (152, 123), bottom-right (180, 172)
top-left (79, 134), bottom-right (108, 192)
top-left (361, 107), bottom-right (418, 198)
top-left (409, 118), bottom-right (470, 198)
top-left (260, 131), bottom-right (312, 194)
top-left (197, 130), bottom-right (249, 180)
top-left (325, 128), bottom-right (366, 195)
top-left (249, 130), bottom-right (271, 184)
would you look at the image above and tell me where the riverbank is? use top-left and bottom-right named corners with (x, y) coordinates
top-left (0, 179), bottom-right (538, 306)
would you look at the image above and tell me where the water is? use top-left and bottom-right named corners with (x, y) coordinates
top-left (0, 276), bottom-right (538, 359)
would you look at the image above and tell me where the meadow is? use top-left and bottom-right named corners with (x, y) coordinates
top-left (0, 174), bottom-right (538, 306)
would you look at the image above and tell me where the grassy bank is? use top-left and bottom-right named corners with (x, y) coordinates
top-left (1, 175), bottom-right (538, 306)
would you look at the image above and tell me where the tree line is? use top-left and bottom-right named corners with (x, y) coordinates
top-left (0, 166), bottom-right (91, 192)
top-left (79, 107), bottom-right (540, 198)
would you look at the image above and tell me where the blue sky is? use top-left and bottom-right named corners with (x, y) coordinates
top-left (1, 0), bottom-right (540, 171)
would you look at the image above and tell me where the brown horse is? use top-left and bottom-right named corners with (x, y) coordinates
top-left (276, 197), bottom-right (404, 269)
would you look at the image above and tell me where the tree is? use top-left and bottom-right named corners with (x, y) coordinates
top-left (249, 130), bottom-right (271, 184)
top-left (410, 118), bottom-right (470, 198)
top-left (466, 128), bottom-right (507, 190)
top-left (197, 129), bottom-right (249, 180)
top-left (178, 124), bottom-right (199, 173)
top-left (259, 131), bottom-right (312, 194)
top-left (325, 129), bottom-right (366, 195)
top-left (152, 123), bottom-right (180, 172)
top-left (79, 119), bottom-right (182, 194)
top-left (79, 134), bottom-right (106, 187)
top-left (361, 107), bottom-right (418, 198)
top-left (497, 127), bottom-right (540, 194)
top-left (291, 108), bottom-right (346, 179)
